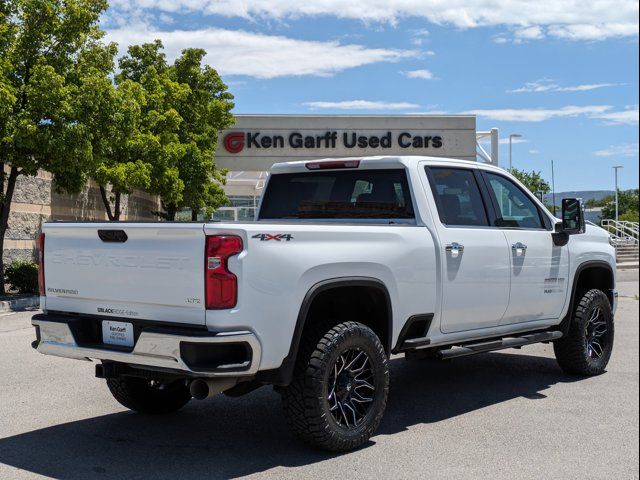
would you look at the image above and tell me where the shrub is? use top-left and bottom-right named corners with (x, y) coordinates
top-left (619, 210), bottom-right (639, 223)
top-left (4, 259), bottom-right (39, 294)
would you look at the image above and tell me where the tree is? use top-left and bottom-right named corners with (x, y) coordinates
top-left (171, 48), bottom-right (234, 220)
top-left (601, 189), bottom-right (639, 220)
top-left (117, 42), bottom-right (235, 221)
top-left (585, 197), bottom-right (607, 208)
top-left (75, 46), bottom-right (152, 221)
top-left (0, 0), bottom-right (108, 294)
top-left (510, 168), bottom-right (551, 196)
top-left (619, 210), bottom-right (639, 222)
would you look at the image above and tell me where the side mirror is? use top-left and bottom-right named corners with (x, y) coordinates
top-left (553, 198), bottom-right (585, 246)
top-left (561, 198), bottom-right (585, 235)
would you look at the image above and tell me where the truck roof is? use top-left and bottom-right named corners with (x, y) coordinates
top-left (270, 155), bottom-right (506, 175)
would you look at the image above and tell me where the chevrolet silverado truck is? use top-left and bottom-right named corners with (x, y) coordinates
top-left (32, 156), bottom-right (617, 451)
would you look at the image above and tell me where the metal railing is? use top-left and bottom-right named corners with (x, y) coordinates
top-left (601, 219), bottom-right (639, 246)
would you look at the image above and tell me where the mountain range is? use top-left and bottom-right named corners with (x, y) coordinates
top-left (544, 190), bottom-right (614, 205)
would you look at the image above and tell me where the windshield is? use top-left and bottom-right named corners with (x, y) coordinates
top-left (258, 169), bottom-right (415, 221)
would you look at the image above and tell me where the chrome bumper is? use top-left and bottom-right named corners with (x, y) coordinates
top-left (32, 318), bottom-right (261, 378)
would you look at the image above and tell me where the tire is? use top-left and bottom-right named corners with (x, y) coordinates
top-left (554, 289), bottom-right (614, 376)
top-left (281, 321), bottom-right (389, 452)
top-left (106, 376), bottom-right (192, 414)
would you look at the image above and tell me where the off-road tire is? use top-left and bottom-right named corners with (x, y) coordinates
top-left (281, 321), bottom-right (389, 451)
top-left (554, 289), bottom-right (614, 376)
top-left (106, 376), bottom-right (192, 414)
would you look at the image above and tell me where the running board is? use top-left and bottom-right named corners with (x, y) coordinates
top-left (401, 337), bottom-right (431, 349)
top-left (440, 331), bottom-right (563, 360)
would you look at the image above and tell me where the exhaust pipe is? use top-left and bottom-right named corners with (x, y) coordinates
top-left (190, 378), bottom-right (238, 400)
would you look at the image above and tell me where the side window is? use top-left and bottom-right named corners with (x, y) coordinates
top-left (427, 167), bottom-right (489, 227)
top-left (485, 173), bottom-right (544, 229)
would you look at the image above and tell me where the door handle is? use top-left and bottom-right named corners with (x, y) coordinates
top-left (445, 242), bottom-right (464, 258)
top-left (512, 242), bottom-right (527, 254)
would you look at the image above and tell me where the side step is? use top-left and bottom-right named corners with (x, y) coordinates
top-left (401, 337), bottom-right (431, 349)
top-left (440, 331), bottom-right (563, 360)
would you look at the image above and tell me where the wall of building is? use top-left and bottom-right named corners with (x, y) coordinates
top-left (3, 169), bottom-right (160, 264)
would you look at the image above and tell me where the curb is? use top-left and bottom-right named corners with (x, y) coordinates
top-left (0, 295), bottom-right (40, 313)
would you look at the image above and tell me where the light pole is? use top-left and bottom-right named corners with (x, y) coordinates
top-left (613, 165), bottom-right (624, 223)
top-left (551, 159), bottom-right (557, 216)
top-left (508, 133), bottom-right (522, 171)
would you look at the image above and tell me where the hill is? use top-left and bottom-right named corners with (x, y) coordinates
top-left (544, 190), bottom-right (614, 205)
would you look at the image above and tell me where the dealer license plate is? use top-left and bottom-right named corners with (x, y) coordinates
top-left (102, 320), bottom-right (134, 347)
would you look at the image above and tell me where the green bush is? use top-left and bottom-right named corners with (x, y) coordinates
top-left (5, 259), bottom-right (39, 294)
top-left (619, 210), bottom-right (640, 222)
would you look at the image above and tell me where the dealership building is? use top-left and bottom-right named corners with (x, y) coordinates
top-left (213, 114), bottom-right (497, 221)
top-left (4, 114), bottom-right (497, 263)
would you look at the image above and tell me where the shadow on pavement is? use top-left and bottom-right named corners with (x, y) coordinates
top-left (0, 351), bottom-right (580, 479)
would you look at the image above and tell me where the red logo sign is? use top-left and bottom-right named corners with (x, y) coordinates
top-left (223, 132), bottom-right (245, 154)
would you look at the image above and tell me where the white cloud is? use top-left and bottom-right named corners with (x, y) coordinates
top-left (158, 13), bottom-right (174, 25)
top-left (404, 110), bottom-right (450, 115)
top-left (105, 26), bottom-right (417, 79)
top-left (515, 26), bottom-right (544, 40)
top-left (590, 106), bottom-right (639, 125)
top-left (463, 105), bottom-right (612, 122)
top-left (529, 149), bottom-right (540, 154)
top-left (464, 105), bottom-right (639, 124)
top-left (403, 104), bottom-right (638, 125)
top-left (303, 100), bottom-right (421, 110)
top-left (402, 69), bottom-right (434, 80)
top-left (499, 137), bottom-right (528, 145)
top-left (411, 28), bottom-right (430, 37)
top-left (561, 83), bottom-right (622, 92)
top-left (594, 143), bottom-right (639, 157)
top-left (548, 22), bottom-right (638, 40)
top-left (509, 79), bottom-right (623, 93)
top-left (479, 137), bottom-right (528, 145)
top-left (409, 28), bottom-right (430, 46)
top-left (108, 0), bottom-right (640, 41)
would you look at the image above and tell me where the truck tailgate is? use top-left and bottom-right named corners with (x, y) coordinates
top-left (42, 223), bottom-right (207, 325)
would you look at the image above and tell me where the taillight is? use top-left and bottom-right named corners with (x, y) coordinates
top-left (205, 235), bottom-right (243, 309)
top-left (305, 160), bottom-right (360, 170)
top-left (38, 233), bottom-right (45, 296)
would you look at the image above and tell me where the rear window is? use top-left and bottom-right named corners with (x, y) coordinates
top-left (259, 169), bottom-right (415, 220)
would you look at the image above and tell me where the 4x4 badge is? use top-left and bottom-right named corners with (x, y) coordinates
top-left (252, 233), bottom-right (294, 242)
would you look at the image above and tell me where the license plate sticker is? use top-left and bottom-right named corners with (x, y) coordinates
top-left (102, 321), bottom-right (134, 347)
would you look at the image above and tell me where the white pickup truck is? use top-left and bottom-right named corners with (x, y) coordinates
top-left (32, 156), bottom-right (617, 451)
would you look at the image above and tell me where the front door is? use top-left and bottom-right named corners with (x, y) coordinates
top-left (425, 166), bottom-right (511, 333)
top-left (481, 171), bottom-right (570, 325)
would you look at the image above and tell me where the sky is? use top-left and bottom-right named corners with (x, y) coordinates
top-left (101, 1), bottom-right (639, 192)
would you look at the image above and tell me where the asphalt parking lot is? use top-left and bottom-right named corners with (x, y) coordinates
top-left (1, 270), bottom-right (638, 480)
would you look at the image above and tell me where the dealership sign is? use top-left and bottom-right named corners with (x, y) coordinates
top-left (223, 131), bottom-right (444, 154)
top-left (215, 115), bottom-right (476, 171)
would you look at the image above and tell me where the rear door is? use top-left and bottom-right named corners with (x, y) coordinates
top-left (43, 223), bottom-right (207, 325)
top-left (425, 166), bottom-right (511, 333)
top-left (480, 171), bottom-right (570, 325)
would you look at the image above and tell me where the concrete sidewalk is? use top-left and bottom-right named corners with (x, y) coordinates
top-left (616, 269), bottom-right (639, 298)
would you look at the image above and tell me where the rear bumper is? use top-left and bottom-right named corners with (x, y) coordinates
top-left (32, 313), bottom-right (261, 378)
